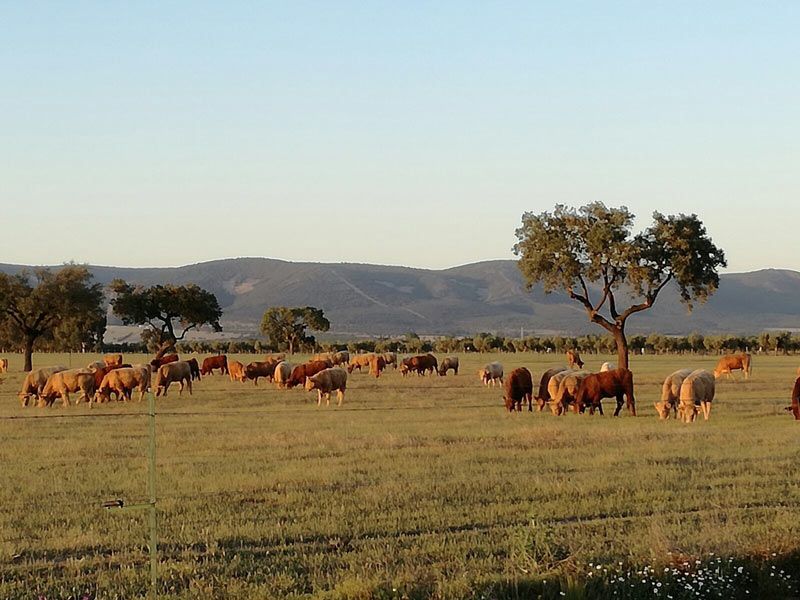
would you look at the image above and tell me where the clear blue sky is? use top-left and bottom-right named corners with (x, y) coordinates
top-left (2, 2), bottom-right (798, 271)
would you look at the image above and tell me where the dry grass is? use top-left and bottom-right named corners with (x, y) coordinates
top-left (0, 352), bottom-right (798, 599)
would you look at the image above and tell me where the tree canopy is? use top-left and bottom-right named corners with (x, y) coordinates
top-left (0, 266), bottom-right (106, 371)
top-left (514, 202), bottom-right (727, 369)
top-left (110, 280), bottom-right (222, 355)
top-left (260, 307), bottom-right (330, 354)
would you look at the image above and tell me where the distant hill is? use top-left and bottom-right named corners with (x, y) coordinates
top-left (2, 258), bottom-right (799, 338)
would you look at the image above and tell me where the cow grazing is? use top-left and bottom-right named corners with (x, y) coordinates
top-left (503, 367), bottom-right (533, 412)
top-left (40, 368), bottom-right (96, 407)
top-left (551, 371), bottom-right (590, 416)
top-left (86, 360), bottom-right (106, 371)
top-left (95, 367), bottom-right (151, 403)
top-left (679, 369), bottom-right (715, 422)
top-left (383, 352), bottom-right (398, 369)
top-left (791, 377), bottom-right (800, 420)
top-left (311, 352), bottom-right (334, 363)
top-left (103, 353), bottom-right (123, 367)
top-left (369, 354), bottom-right (387, 378)
top-left (305, 367), bottom-right (348, 406)
top-left (19, 365), bottom-right (68, 407)
top-left (574, 368), bottom-right (636, 417)
top-left (154, 361), bottom-right (193, 397)
top-left (89, 364), bottom-right (127, 393)
top-left (566, 350), bottom-right (584, 369)
top-left (400, 354), bottom-right (438, 376)
top-left (714, 353), bottom-right (752, 381)
top-left (545, 370), bottom-right (572, 415)
top-left (243, 359), bottom-right (281, 385)
top-left (273, 361), bottom-right (294, 388)
top-left (534, 367), bottom-right (569, 411)
top-left (347, 353), bottom-right (375, 374)
top-left (331, 351), bottom-right (350, 366)
top-left (264, 353), bottom-right (287, 363)
top-left (287, 360), bottom-right (333, 389)
top-left (0, 358), bottom-right (9, 373)
top-left (438, 356), bottom-right (459, 376)
top-left (150, 354), bottom-right (179, 371)
top-left (479, 362), bottom-right (503, 387)
top-left (201, 355), bottom-right (228, 376)
top-left (654, 369), bottom-right (694, 420)
top-left (228, 360), bottom-right (246, 383)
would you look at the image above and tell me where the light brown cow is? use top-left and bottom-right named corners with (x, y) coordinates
top-left (535, 366), bottom-right (569, 411)
top-left (95, 367), bottom-right (151, 403)
top-left (40, 368), bottom-right (96, 407)
top-left (0, 358), bottom-right (8, 373)
top-left (19, 365), bottom-right (68, 406)
top-left (347, 353), bottom-right (375, 373)
top-left (551, 370), bottom-right (590, 415)
top-left (311, 352), bottom-right (334, 363)
top-left (154, 361), bottom-right (193, 397)
top-left (679, 369), bottom-right (715, 422)
top-left (369, 354), bottom-right (387, 378)
top-left (714, 353), bottom-right (751, 380)
top-left (566, 350), bottom-right (584, 369)
top-left (305, 367), bottom-right (348, 406)
top-left (654, 369), bottom-right (694, 420)
top-left (479, 362), bottom-right (503, 387)
top-left (264, 353), bottom-right (286, 363)
top-left (103, 353), bottom-right (123, 367)
top-left (273, 361), bottom-right (294, 388)
top-left (331, 351), bottom-right (350, 366)
top-left (87, 360), bottom-right (106, 371)
top-left (383, 352), bottom-right (398, 369)
top-left (228, 360), bottom-right (246, 382)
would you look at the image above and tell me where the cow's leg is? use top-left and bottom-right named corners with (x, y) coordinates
top-left (186, 378), bottom-right (192, 395)
top-left (627, 392), bottom-right (636, 416)
top-left (62, 391), bottom-right (71, 407)
top-left (597, 401), bottom-right (604, 416)
top-left (337, 389), bottom-right (344, 406)
top-left (527, 393), bottom-right (533, 412)
top-left (702, 402), bottom-right (711, 420)
top-left (317, 390), bottom-right (323, 406)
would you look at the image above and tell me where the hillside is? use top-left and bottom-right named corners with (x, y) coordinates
top-left (2, 258), bottom-right (799, 338)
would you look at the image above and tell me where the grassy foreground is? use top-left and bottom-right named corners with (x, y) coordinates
top-left (1, 352), bottom-right (798, 599)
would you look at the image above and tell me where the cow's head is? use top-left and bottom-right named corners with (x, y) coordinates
top-left (304, 376), bottom-right (316, 392)
top-left (653, 401), bottom-right (671, 420)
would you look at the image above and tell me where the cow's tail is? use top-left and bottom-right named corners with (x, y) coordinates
top-left (744, 353), bottom-right (752, 378)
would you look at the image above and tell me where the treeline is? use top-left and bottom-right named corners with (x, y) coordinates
top-left (98, 331), bottom-right (799, 356)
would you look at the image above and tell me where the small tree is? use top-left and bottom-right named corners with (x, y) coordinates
top-left (515, 203), bottom-right (726, 369)
top-left (259, 307), bottom-right (330, 354)
top-left (0, 266), bottom-right (106, 371)
top-left (110, 280), bottom-right (223, 356)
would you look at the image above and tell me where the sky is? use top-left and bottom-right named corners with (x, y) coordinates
top-left (1, 2), bottom-right (798, 272)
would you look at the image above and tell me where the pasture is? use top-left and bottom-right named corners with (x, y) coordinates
top-left (1, 352), bottom-right (798, 599)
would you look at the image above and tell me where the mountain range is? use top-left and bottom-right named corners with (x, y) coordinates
top-left (2, 258), bottom-right (799, 339)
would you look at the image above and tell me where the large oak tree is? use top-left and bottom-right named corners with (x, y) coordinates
top-left (514, 203), bottom-right (726, 369)
top-left (0, 266), bottom-right (106, 371)
top-left (110, 280), bottom-right (223, 356)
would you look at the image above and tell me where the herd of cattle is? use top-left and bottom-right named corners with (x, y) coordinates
top-left (8, 347), bottom-right (797, 422)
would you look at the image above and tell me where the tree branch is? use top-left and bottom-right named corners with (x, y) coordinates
top-left (619, 273), bottom-right (674, 323)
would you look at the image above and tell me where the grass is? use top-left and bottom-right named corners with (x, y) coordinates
top-left (0, 352), bottom-right (798, 599)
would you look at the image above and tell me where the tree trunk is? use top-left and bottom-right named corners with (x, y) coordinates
top-left (613, 326), bottom-right (629, 370)
top-left (23, 335), bottom-right (34, 372)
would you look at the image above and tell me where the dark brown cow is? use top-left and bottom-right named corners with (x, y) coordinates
top-left (791, 377), bottom-right (800, 420)
top-left (503, 367), bottom-right (533, 412)
top-left (201, 355), bottom-right (228, 376)
top-left (150, 354), bottom-right (179, 370)
top-left (243, 359), bottom-right (281, 386)
top-left (187, 358), bottom-right (201, 381)
top-left (574, 368), bottom-right (636, 417)
top-left (399, 354), bottom-right (438, 376)
top-left (286, 360), bottom-right (333, 388)
top-left (90, 364), bottom-right (126, 389)
top-left (566, 350), bottom-right (584, 369)
top-left (369, 354), bottom-right (387, 378)
top-left (534, 366), bottom-right (569, 411)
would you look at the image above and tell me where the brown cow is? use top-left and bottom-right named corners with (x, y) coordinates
top-left (102, 353), bottom-right (123, 367)
top-left (150, 354), bottom-right (179, 371)
top-left (89, 364), bottom-right (127, 393)
top-left (438, 357), bottom-right (459, 376)
top-left (244, 359), bottom-right (284, 385)
top-left (187, 358), bottom-right (201, 381)
top-left (714, 353), bottom-right (752, 380)
top-left (273, 361), bottom-right (294, 388)
top-left (264, 353), bottom-right (286, 363)
top-left (503, 367), bottom-right (533, 412)
top-left (551, 370), bottom-right (590, 415)
top-left (201, 355), bottom-right (228, 376)
top-left (287, 360), bottom-right (333, 388)
top-left (19, 365), bottom-right (68, 406)
top-left (479, 362), bottom-right (503, 386)
top-left (383, 352), bottom-right (398, 369)
top-left (331, 350), bottom-right (350, 366)
top-left (305, 367), bottom-right (348, 406)
top-left (369, 354), bottom-right (387, 378)
top-left (347, 353), bottom-right (375, 373)
top-left (791, 377), bottom-right (800, 420)
top-left (0, 358), bottom-right (8, 373)
top-left (566, 350), bottom-right (584, 369)
top-left (574, 368), bottom-right (636, 417)
top-left (228, 360), bottom-right (246, 382)
top-left (535, 366), bottom-right (569, 411)
top-left (40, 368), bottom-right (96, 407)
top-left (399, 354), bottom-right (438, 376)
top-left (95, 367), bottom-right (151, 403)
top-left (154, 361), bottom-right (193, 397)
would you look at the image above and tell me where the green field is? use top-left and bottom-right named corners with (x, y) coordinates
top-left (1, 352), bottom-right (798, 599)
